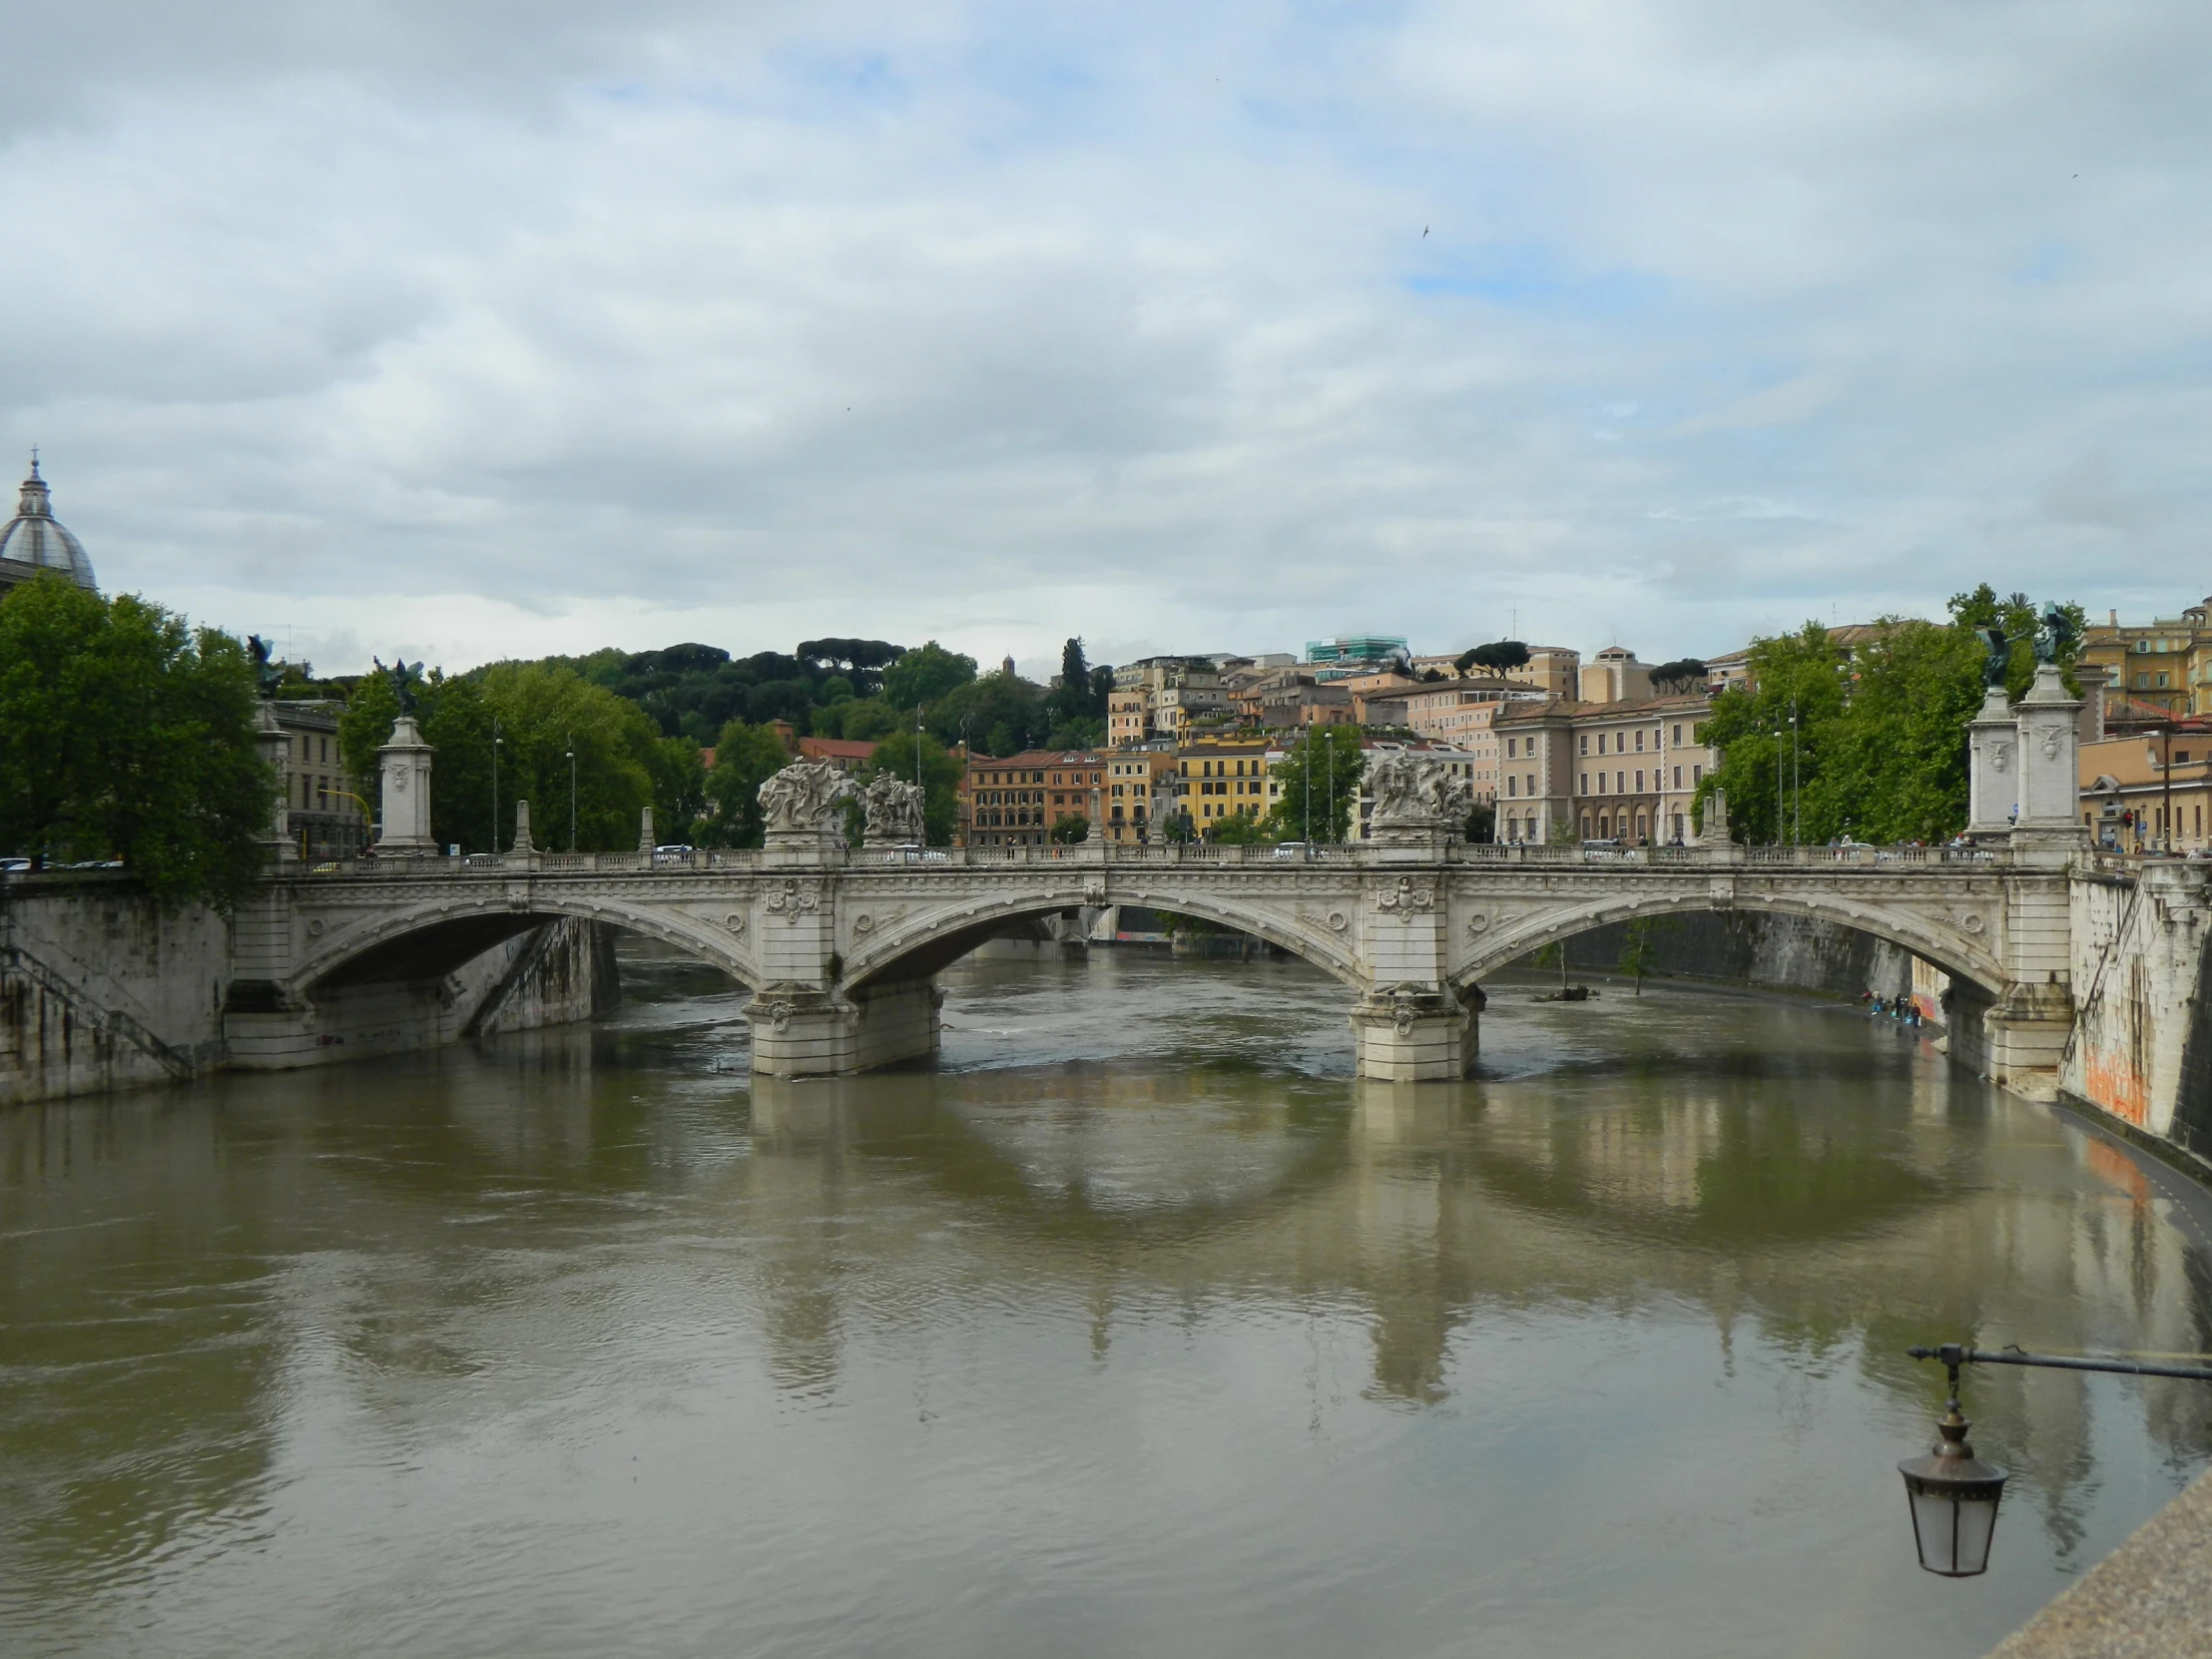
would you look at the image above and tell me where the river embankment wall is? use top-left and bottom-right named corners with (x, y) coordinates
top-left (2060, 860), bottom-right (2212, 1172)
top-left (1, 876), bottom-right (618, 1104)
top-left (1513, 910), bottom-right (1921, 1004)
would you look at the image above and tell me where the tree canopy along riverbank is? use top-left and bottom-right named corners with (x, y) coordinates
top-left (0, 573), bottom-right (271, 908)
top-left (328, 637), bottom-right (1114, 852)
top-left (1695, 588), bottom-right (2087, 846)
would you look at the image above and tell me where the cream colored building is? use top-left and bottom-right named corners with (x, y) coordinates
top-left (1578, 647), bottom-right (1652, 705)
top-left (1109, 656), bottom-right (1228, 744)
top-left (1493, 694), bottom-right (1715, 844)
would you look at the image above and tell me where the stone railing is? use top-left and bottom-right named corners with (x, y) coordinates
top-left (265, 839), bottom-right (2016, 878)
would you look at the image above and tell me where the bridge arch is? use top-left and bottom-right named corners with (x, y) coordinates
top-left (1449, 889), bottom-right (2005, 998)
top-left (286, 893), bottom-right (762, 1002)
top-left (839, 880), bottom-right (1365, 992)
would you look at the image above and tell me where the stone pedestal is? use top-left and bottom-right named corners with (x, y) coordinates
top-left (1349, 985), bottom-right (1478, 1081)
top-left (763, 831), bottom-right (848, 868)
top-left (1947, 978), bottom-right (2071, 1101)
top-left (1966, 686), bottom-right (2018, 834)
top-left (637, 807), bottom-right (655, 852)
top-left (2014, 664), bottom-right (2086, 839)
top-left (255, 703), bottom-right (296, 862)
top-left (373, 716), bottom-right (436, 853)
top-left (511, 800), bottom-right (539, 868)
top-left (748, 978), bottom-right (942, 1076)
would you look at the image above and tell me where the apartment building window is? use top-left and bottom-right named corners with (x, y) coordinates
top-left (1692, 764), bottom-right (1703, 784)
top-left (1635, 770), bottom-right (1645, 793)
top-left (1673, 765), bottom-right (1682, 789)
top-left (1579, 772), bottom-right (1589, 794)
top-left (1616, 772), bottom-right (1625, 793)
top-left (1526, 773), bottom-right (1536, 798)
top-left (1672, 724), bottom-right (1683, 745)
top-left (1506, 737), bottom-right (1517, 758)
top-left (2159, 673), bottom-right (2171, 688)
top-left (1507, 777), bottom-right (1517, 797)
top-left (1634, 731), bottom-right (1644, 752)
top-left (1579, 735), bottom-right (1589, 755)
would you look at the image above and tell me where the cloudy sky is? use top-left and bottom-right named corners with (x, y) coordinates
top-left (3, 1), bottom-right (2205, 677)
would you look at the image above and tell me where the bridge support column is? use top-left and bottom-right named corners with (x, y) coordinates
top-left (748, 977), bottom-right (942, 1077)
top-left (1350, 984), bottom-right (1481, 1082)
top-left (1944, 978), bottom-right (2072, 1102)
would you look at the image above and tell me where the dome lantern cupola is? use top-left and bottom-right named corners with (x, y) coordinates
top-left (0, 449), bottom-right (97, 593)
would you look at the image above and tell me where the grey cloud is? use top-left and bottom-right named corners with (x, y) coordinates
top-left (3, 0), bottom-right (2208, 672)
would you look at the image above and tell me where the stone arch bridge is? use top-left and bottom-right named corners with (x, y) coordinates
top-left (227, 835), bottom-right (2073, 1092)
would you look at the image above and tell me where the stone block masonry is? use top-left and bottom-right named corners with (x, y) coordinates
top-left (1, 873), bottom-right (617, 1104)
top-left (2062, 859), bottom-right (2212, 1171)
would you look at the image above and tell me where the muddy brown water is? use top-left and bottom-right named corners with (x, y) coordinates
top-left (4, 944), bottom-right (2208, 1658)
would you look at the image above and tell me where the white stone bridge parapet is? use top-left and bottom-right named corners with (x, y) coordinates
top-left (236, 836), bottom-right (2073, 1090)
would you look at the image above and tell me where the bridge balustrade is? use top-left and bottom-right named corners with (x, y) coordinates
top-left (259, 838), bottom-right (2015, 879)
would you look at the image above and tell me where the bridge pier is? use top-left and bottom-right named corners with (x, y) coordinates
top-left (1350, 984), bottom-right (1482, 1083)
top-left (747, 977), bottom-right (944, 1077)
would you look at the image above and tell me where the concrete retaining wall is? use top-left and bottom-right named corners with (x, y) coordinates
top-left (0, 875), bottom-right (229, 1104)
top-left (1, 877), bottom-right (619, 1103)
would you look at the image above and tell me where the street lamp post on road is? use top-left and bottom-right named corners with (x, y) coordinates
top-left (567, 737), bottom-right (577, 852)
top-left (490, 722), bottom-right (503, 855)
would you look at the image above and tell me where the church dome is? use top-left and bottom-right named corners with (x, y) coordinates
top-left (0, 454), bottom-right (96, 591)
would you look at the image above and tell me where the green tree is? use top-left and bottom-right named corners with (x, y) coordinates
top-left (343, 660), bottom-right (672, 852)
top-left (1695, 624), bottom-right (1849, 844)
top-left (1456, 640), bottom-right (1529, 675)
top-left (1053, 637), bottom-right (1091, 725)
top-left (337, 668), bottom-right (401, 794)
top-left (1616, 914), bottom-right (1680, 995)
top-left (1265, 727), bottom-right (1365, 841)
top-left (1049, 813), bottom-right (1090, 844)
top-left (703, 720), bottom-right (798, 847)
top-left (0, 575), bottom-right (273, 908)
top-left (931, 667), bottom-right (1044, 755)
top-left (881, 641), bottom-right (977, 711)
top-left (1810, 622), bottom-right (1984, 842)
top-left (1206, 810), bottom-right (1268, 844)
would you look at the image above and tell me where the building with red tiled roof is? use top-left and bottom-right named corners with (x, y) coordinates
top-left (799, 736), bottom-right (881, 774)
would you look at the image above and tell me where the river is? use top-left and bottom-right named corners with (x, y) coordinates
top-left (4, 942), bottom-right (2209, 1658)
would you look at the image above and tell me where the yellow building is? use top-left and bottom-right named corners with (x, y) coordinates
top-left (2079, 600), bottom-right (2212, 719)
top-left (1177, 735), bottom-right (1275, 834)
top-left (1103, 750), bottom-right (1175, 843)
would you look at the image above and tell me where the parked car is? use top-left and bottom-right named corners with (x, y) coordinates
top-left (1271, 842), bottom-right (1310, 859)
top-left (650, 844), bottom-right (697, 866)
top-left (0, 856), bottom-right (31, 872)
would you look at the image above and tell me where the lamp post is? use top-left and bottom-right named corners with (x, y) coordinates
top-left (566, 737), bottom-right (577, 852)
top-left (1901, 1342), bottom-right (2212, 1577)
top-left (490, 721), bottom-right (502, 855)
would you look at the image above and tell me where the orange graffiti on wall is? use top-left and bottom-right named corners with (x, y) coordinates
top-left (2082, 1048), bottom-right (2149, 1126)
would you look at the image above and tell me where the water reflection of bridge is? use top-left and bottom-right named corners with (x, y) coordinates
top-left (5, 1025), bottom-right (2209, 1597)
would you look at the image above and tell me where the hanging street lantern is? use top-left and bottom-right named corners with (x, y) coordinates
top-left (1903, 1341), bottom-right (2212, 1578)
top-left (1898, 1349), bottom-right (2007, 1577)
